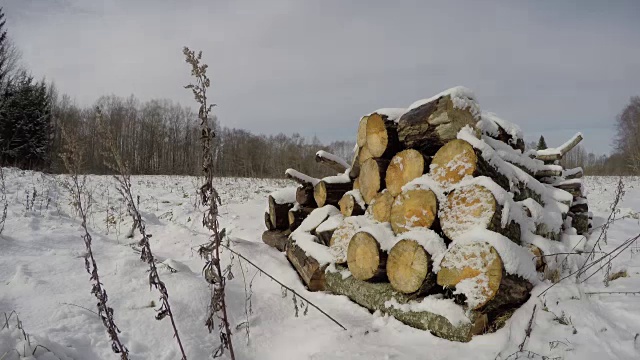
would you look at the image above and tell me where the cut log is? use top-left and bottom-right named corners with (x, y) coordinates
top-left (338, 190), bottom-right (366, 217)
top-left (315, 150), bottom-right (350, 173)
top-left (477, 113), bottom-right (525, 152)
top-left (349, 149), bottom-right (360, 179)
top-left (365, 113), bottom-right (402, 158)
top-left (528, 244), bottom-right (546, 273)
top-left (359, 158), bottom-right (391, 204)
top-left (296, 184), bottom-right (316, 207)
top-left (387, 239), bottom-right (437, 294)
top-left (347, 231), bottom-right (387, 281)
top-left (563, 167), bottom-right (583, 180)
top-left (329, 216), bottom-right (368, 264)
top-left (314, 180), bottom-right (353, 207)
top-left (264, 212), bottom-right (275, 231)
top-left (385, 149), bottom-right (431, 197)
top-left (353, 177), bottom-right (360, 191)
top-left (439, 183), bottom-right (521, 243)
top-left (358, 144), bottom-right (374, 165)
top-left (571, 212), bottom-right (589, 235)
top-left (431, 139), bottom-right (510, 191)
top-left (325, 270), bottom-right (487, 342)
top-left (357, 116), bottom-right (369, 148)
top-left (533, 133), bottom-right (583, 162)
top-left (268, 195), bottom-right (294, 230)
top-left (397, 94), bottom-right (478, 155)
top-left (286, 242), bottom-right (327, 291)
top-left (288, 206), bottom-right (314, 232)
top-left (437, 242), bottom-right (532, 311)
top-left (553, 179), bottom-right (583, 199)
top-left (389, 188), bottom-right (438, 234)
top-left (366, 190), bottom-right (395, 223)
top-left (262, 230), bottom-right (290, 252)
top-left (285, 168), bottom-right (319, 186)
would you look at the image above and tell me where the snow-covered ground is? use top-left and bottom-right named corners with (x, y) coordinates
top-left (1, 169), bottom-right (639, 359)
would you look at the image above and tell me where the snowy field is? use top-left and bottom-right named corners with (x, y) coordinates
top-left (1, 169), bottom-right (640, 359)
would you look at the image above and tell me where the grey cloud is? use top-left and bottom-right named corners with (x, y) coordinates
top-left (4, 0), bottom-right (639, 154)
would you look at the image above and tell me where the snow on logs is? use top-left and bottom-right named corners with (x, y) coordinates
top-left (397, 87), bottom-right (480, 155)
top-left (262, 86), bottom-right (590, 342)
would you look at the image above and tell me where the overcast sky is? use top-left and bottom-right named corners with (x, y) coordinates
top-left (4, 0), bottom-right (640, 154)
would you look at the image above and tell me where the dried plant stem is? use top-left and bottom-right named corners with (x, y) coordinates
top-left (98, 113), bottom-right (187, 360)
top-left (0, 166), bottom-right (7, 235)
top-left (183, 46), bottom-right (235, 359)
top-left (222, 243), bottom-right (347, 331)
top-left (59, 127), bottom-right (129, 358)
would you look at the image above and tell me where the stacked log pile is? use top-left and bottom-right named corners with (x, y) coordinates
top-left (261, 87), bottom-right (589, 342)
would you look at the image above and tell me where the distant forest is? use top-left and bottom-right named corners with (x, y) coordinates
top-left (1, 6), bottom-right (638, 177)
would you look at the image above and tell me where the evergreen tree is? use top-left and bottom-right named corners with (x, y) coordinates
top-left (0, 71), bottom-right (53, 169)
top-left (536, 135), bottom-right (548, 150)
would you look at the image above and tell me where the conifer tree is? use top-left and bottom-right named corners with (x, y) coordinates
top-left (536, 135), bottom-right (548, 150)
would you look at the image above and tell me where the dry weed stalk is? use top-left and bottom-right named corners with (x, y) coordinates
top-left (98, 111), bottom-right (187, 360)
top-left (183, 47), bottom-right (235, 359)
top-left (0, 166), bottom-right (7, 235)
top-left (58, 127), bottom-right (129, 358)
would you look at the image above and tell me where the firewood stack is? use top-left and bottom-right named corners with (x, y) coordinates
top-left (261, 87), bottom-right (589, 342)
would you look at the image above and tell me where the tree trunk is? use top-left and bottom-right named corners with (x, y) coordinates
top-left (288, 206), bottom-right (314, 232)
top-left (359, 158), bottom-right (390, 204)
top-left (431, 139), bottom-right (510, 191)
top-left (286, 242), bottom-right (327, 291)
top-left (367, 190), bottom-right (395, 223)
top-left (389, 188), bottom-right (438, 234)
top-left (397, 94), bottom-right (478, 155)
top-left (338, 190), bottom-right (366, 217)
top-left (269, 195), bottom-right (294, 230)
top-left (385, 149), bottom-right (431, 197)
top-left (262, 230), bottom-right (290, 252)
top-left (324, 270), bottom-right (487, 342)
top-left (440, 183), bottom-right (521, 243)
top-left (387, 239), bottom-right (438, 295)
top-left (437, 242), bottom-right (532, 312)
top-left (347, 231), bottom-right (388, 281)
top-left (314, 180), bottom-right (353, 207)
top-left (296, 184), bottom-right (316, 207)
top-left (365, 112), bottom-right (402, 158)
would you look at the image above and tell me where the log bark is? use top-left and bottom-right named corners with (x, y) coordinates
top-left (437, 242), bottom-right (532, 312)
top-left (385, 149), bottom-right (431, 197)
top-left (264, 212), bottom-right (275, 231)
top-left (389, 188), bottom-right (438, 234)
top-left (554, 180), bottom-right (583, 199)
top-left (359, 158), bottom-right (391, 204)
top-left (365, 112), bottom-right (402, 159)
top-left (325, 270), bottom-right (487, 342)
top-left (262, 230), bottom-right (290, 252)
top-left (366, 190), bottom-right (395, 223)
top-left (387, 239), bottom-right (438, 294)
top-left (338, 191), bottom-right (366, 217)
top-left (286, 242), bottom-right (327, 291)
top-left (288, 206), bottom-right (314, 232)
top-left (431, 139), bottom-right (511, 191)
top-left (314, 180), bottom-right (353, 207)
top-left (485, 122), bottom-right (525, 152)
top-left (317, 228), bottom-right (336, 247)
top-left (296, 184), bottom-right (316, 207)
top-left (347, 231), bottom-right (388, 281)
top-left (269, 195), bottom-right (295, 230)
top-left (439, 183), bottom-right (521, 244)
top-left (397, 94), bottom-right (478, 155)
top-left (571, 212), bottom-right (589, 235)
